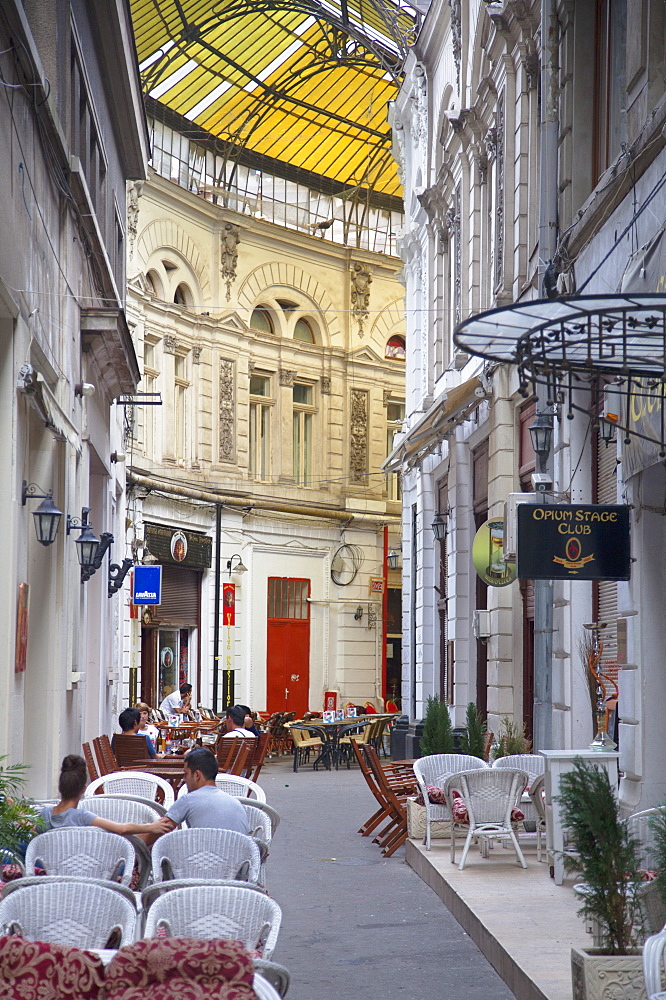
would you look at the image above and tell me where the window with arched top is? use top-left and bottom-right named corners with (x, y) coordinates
top-left (145, 270), bottom-right (164, 299)
top-left (174, 283), bottom-right (193, 306)
top-left (386, 335), bottom-right (406, 360)
top-left (294, 318), bottom-right (315, 343)
top-left (250, 307), bottom-right (275, 334)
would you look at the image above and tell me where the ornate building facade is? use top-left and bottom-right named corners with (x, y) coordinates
top-left (125, 156), bottom-right (406, 716)
top-left (390, 0), bottom-right (666, 810)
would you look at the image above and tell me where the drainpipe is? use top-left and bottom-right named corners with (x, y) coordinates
top-left (212, 503), bottom-right (222, 713)
top-left (533, 0), bottom-right (559, 752)
top-left (382, 525), bottom-right (389, 706)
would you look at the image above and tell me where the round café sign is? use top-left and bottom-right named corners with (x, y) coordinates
top-left (472, 518), bottom-right (517, 587)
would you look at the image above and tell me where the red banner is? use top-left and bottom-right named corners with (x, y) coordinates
top-left (223, 583), bottom-right (236, 626)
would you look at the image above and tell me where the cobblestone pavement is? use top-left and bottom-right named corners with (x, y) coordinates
top-left (259, 756), bottom-right (517, 1000)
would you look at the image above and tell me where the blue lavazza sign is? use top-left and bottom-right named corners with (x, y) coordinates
top-left (133, 565), bottom-right (162, 605)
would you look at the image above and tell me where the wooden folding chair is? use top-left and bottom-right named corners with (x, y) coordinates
top-left (227, 740), bottom-right (251, 776)
top-left (240, 733), bottom-right (270, 783)
top-left (82, 742), bottom-right (99, 782)
top-left (93, 735), bottom-right (117, 776)
top-left (359, 745), bottom-right (416, 857)
top-left (112, 734), bottom-right (153, 768)
top-left (352, 741), bottom-right (416, 841)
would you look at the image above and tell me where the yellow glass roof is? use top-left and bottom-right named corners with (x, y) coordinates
top-left (130, 0), bottom-right (423, 204)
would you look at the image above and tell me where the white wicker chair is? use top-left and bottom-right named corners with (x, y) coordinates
top-left (643, 925), bottom-right (666, 998)
top-left (144, 884), bottom-right (282, 959)
top-left (443, 767), bottom-right (530, 870)
top-left (25, 828), bottom-right (136, 886)
top-left (85, 771), bottom-right (175, 807)
top-left (528, 773), bottom-right (547, 862)
top-left (176, 774), bottom-right (266, 802)
top-left (151, 827), bottom-right (261, 884)
top-left (413, 754), bottom-right (489, 850)
top-left (253, 959), bottom-right (290, 998)
top-left (253, 972), bottom-right (285, 1000)
top-left (240, 800), bottom-right (280, 836)
top-left (82, 796), bottom-right (166, 889)
top-left (0, 875), bottom-right (136, 907)
top-left (493, 753), bottom-right (546, 843)
top-left (0, 879), bottom-right (136, 949)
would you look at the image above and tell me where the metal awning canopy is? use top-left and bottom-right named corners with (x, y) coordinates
top-left (130, 0), bottom-right (424, 202)
top-left (383, 375), bottom-right (485, 472)
top-left (454, 293), bottom-right (666, 381)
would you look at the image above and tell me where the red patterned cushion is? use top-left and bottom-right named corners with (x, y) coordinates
top-left (426, 785), bottom-right (447, 805)
top-left (450, 792), bottom-right (524, 826)
top-left (105, 937), bottom-right (259, 1000)
top-left (0, 935), bottom-right (105, 999)
top-left (639, 869), bottom-right (658, 882)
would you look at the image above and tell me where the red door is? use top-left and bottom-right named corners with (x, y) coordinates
top-left (266, 578), bottom-right (310, 715)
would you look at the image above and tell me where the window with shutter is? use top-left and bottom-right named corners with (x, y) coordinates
top-left (159, 565), bottom-right (202, 627)
top-left (595, 434), bottom-right (619, 674)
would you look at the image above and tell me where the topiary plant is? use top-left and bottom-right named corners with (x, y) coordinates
top-left (419, 696), bottom-right (455, 755)
top-left (458, 702), bottom-right (487, 759)
top-left (558, 757), bottom-right (643, 954)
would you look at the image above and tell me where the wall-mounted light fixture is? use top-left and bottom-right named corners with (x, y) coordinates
top-left (354, 605), bottom-right (364, 621)
top-left (598, 414), bottom-right (618, 446)
top-left (529, 411), bottom-right (554, 471)
top-left (387, 548), bottom-right (401, 570)
top-left (74, 382), bottom-right (96, 397)
top-left (227, 553), bottom-right (248, 577)
top-left (67, 508), bottom-right (100, 575)
top-left (110, 452), bottom-right (126, 463)
top-left (431, 509), bottom-right (450, 542)
top-left (22, 481), bottom-right (63, 546)
top-left (108, 558), bottom-right (133, 598)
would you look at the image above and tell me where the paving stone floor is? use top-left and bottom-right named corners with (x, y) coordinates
top-left (260, 756), bottom-right (517, 1000)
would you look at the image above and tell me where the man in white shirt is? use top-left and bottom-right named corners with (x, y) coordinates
top-left (159, 682), bottom-right (192, 717)
top-left (222, 704), bottom-right (256, 738)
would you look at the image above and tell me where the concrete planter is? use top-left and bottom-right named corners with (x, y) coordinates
top-left (571, 947), bottom-right (645, 1000)
top-left (406, 797), bottom-right (450, 841)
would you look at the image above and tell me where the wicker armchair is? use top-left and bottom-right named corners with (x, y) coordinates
top-left (84, 770), bottom-right (175, 807)
top-left (443, 767), bottom-right (530, 870)
top-left (176, 773), bottom-right (266, 802)
top-left (144, 884), bottom-right (282, 959)
top-left (82, 795), bottom-right (166, 889)
top-left (25, 828), bottom-right (135, 886)
top-left (253, 959), bottom-right (290, 998)
top-left (151, 828), bottom-right (261, 884)
top-left (413, 754), bottom-right (489, 850)
top-left (0, 878), bottom-right (136, 948)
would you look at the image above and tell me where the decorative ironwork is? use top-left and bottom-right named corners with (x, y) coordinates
top-left (219, 358), bottom-right (235, 463)
top-left (350, 388), bottom-right (369, 481)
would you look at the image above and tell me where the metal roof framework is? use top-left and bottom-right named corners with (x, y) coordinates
top-left (130, 0), bottom-right (423, 206)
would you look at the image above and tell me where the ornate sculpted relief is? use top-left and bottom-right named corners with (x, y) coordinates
top-left (449, 0), bottom-right (461, 93)
top-left (279, 369), bottom-right (295, 387)
top-left (446, 188), bottom-right (462, 328)
top-left (219, 358), bottom-right (235, 463)
top-left (220, 223), bottom-right (240, 302)
top-left (494, 99), bottom-right (505, 291)
top-left (351, 263), bottom-right (372, 335)
top-left (350, 389), bottom-right (368, 482)
top-left (192, 345), bottom-right (203, 364)
top-left (163, 335), bottom-right (178, 354)
top-left (320, 376), bottom-right (331, 395)
top-left (410, 64), bottom-right (428, 147)
top-left (126, 181), bottom-right (143, 261)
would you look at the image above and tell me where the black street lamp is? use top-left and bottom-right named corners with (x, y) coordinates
top-left (431, 511), bottom-right (448, 542)
top-left (22, 482), bottom-right (63, 546)
top-left (67, 508), bottom-right (100, 572)
top-left (529, 411), bottom-right (554, 472)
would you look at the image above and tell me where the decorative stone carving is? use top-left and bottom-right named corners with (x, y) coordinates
top-left (476, 152), bottom-right (488, 184)
top-left (192, 345), bottom-right (203, 364)
top-left (350, 389), bottom-right (368, 482)
top-left (571, 948), bottom-right (643, 1000)
top-left (163, 335), bottom-right (178, 354)
top-left (485, 127), bottom-right (497, 160)
top-left (320, 376), bottom-right (331, 395)
top-left (383, 389), bottom-right (392, 407)
top-left (219, 358), bottom-right (235, 463)
top-left (127, 181), bottom-right (143, 261)
top-left (448, 0), bottom-right (462, 93)
top-left (220, 222), bottom-right (240, 302)
top-left (494, 99), bottom-right (505, 291)
top-left (410, 64), bottom-right (428, 147)
top-left (279, 369), bottom-right (295, 387)
top-left (351, 263), bottom-right (372, 335)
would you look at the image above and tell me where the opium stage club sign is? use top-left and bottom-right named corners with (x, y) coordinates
top-left (517, 504), bottom-right (631, 580)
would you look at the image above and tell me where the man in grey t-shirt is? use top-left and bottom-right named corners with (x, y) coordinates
top-left (163, 747), bottom-right (248, 835)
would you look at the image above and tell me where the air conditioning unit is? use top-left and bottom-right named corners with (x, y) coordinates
top-left (473, 609), bottom-right (491, 640)
top-left (503, 492), bottom-right (539, 560)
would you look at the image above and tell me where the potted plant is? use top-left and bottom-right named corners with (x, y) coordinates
top-left (419, 696), bottom-right (455, 756)
top-left (492, 716), bottom-right (531, 760)
top-left (0, 758), bottom-right (39, 878)
top-left (458, 702), bottom-right (488, 760)
top-left (558, 757), bottom-right (646, 1000)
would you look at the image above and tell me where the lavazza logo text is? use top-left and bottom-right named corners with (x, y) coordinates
top-left (135, 590), bottom-right (157, 600)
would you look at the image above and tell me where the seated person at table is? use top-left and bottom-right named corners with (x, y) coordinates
top-left (113, 707), bottom-right (158, 759)
top-left (135, 701), bottom-right (160, 743)
top-left (40, 755), bottom-right (170, 844)
top-left (222, 705), bottom-right (256, 739)
top-left (236, 704), bottom-right (261, 738)
top-left (162, 748), bottom-right (248, 835)
top-left (159, 682), bottom-right (192, 718)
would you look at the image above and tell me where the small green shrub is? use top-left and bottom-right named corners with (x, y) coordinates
top-left (419, 696), bottom-right (455, 755)
top-left (458, 702), bottom-right (487, 759)
top-left (0, 757), bottom-right (40, 864)
top-left (492, 717), bottom-right (532, 760)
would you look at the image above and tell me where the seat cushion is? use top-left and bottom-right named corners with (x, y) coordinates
top-left (0, 935), bottom-right (105, 999)
top-left (104, 937), bottom-right (258, 1000)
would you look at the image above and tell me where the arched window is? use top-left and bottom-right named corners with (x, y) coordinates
top-left (145, 270), bottom-right (164, 299)
top-left (386, 335), bottom-right (406, 360)
top-left (174, 283), bottom-right (193, 306)
top-left (294, 318), bottom-right (315, 343)
top-left (250, 307), bottom-right (275, 334)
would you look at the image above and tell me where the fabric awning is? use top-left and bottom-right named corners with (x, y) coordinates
top-left (382, 375), bottom-right (486, 472)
